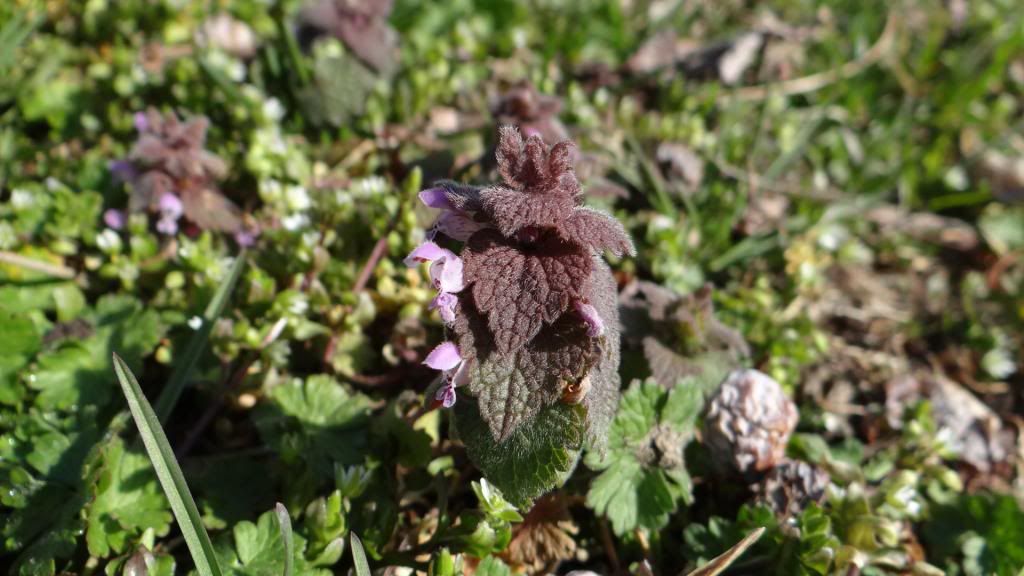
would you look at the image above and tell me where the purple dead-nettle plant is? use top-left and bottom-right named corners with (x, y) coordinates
top-left (296, 0), bottom-right (398, 75)
top-left (406, 127), bottom-right (634, 503)
top-left (115, 108), bottom-right (249, 239)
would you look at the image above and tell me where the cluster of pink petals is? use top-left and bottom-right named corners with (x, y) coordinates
top-left (156, 193), bottom-right (184, 235)
top-left (423, 341), bottom-right (470, 408)
top-left (405, 215), bottom-right (470, 408)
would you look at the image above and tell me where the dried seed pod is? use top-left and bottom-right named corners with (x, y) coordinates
top-left (754, 459), bottom-right (829, 518)
top-left (703, 369), bottom-right (798, 477)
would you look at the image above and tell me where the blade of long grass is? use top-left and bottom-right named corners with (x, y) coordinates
top-left (154, 252), bottom-right (246, 423)
top-left (350, 532), bottom-right (371, 576)
top-left (275, 503), bottom-right (294, 576)
top-left (112, 354), bottom-right (223, 576)
top-left (683, 527), bottom-right (765, 576)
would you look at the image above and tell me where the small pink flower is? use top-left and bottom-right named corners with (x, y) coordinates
top-left (429, 252), bottom-right (464, 293)
top-left (418, 187), bottom-right (454, 210)
top-left (104, 209), bottom-right (126, 230)
top-left (433, 210), bottom-right (487, 242)
top-left (575, 301), bottom-right (605, 337)
top-left (134, 111), bottom-right (149, 133)
top-left (429, 352), bottom-right (470, 409)
top-left (403, 241), bottom-right (447, 267)
top-left (430, 292), bottom-right (458, 325)
top-left (156, 216), bottom-right (179, 235)
top-left (424, 341), bottom-right (461, 371)
top-left (158, 193), bottom-right (184, 219)
top-left (436, 381), bottom-right (457, 408)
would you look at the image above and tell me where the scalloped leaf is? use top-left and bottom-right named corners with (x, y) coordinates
top-left (455, 396), bottom-right (586, 508)
top-left (557, 207), bottom-right (635, 257)
top-left (462, 230), bottom-right (591, 355)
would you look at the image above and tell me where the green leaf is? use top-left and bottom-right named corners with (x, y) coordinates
top-left (85, 436), bottom-right (172, 557)
top-left (112, 354), bottom-right (223, 576)
top-left (350, 533), bottom-right (371, 576)
top-left (454, 396), bottom-right (586, 508)
top-left (474, 556), bottom-right (512, 576)
top-left (585, 379), bottom-right (698, 535)
top-left (253, 375), bottom-right (372, 479)
top-left (31, 296), bottom-right (163, 411)
top-left (154, 252), bottom-right (246, 423)
top-left (275, 504), bottom-right (294, 576)
top-left (215, 509), bottom-right (329, 576)
top-left (922, 493), bottom-right (1024, 575)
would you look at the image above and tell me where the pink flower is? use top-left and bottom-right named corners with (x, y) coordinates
top-left (430, 292), bottom-right (458, 325)
top-left (104, 209), bottom-right (126, 230)
top-left (575, 301), bottom-right (605, 337)
top-left (433, 210), bottom-right (487, 242)
top-left (234, 228), bottom-right (259, 247)
top-left (156, 216), bottom-right (179, 235)
top-left (429, 252), bottom-right (464, 293)
top-left (405, 241), bottom-right (465, 294)
top-left (158, 193), bottom-right (184, 219)
top-left (436, 381), bottom-right (457, 408)
top-left (403, 241), bottom-right (447, 267)
top-left (425, 344), bottom-right (471, 409)
top-left (134, 111), bottom-right (150, 133)
top-left (424, 341), bottom-right (461, 371)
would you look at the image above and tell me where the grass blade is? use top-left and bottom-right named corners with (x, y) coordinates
top-left (112, 354), bottom-right (223, 576)
top-left (684, 527), bottom-right (765, 576)
top-left (275, 503), bottom-right (294, 576)
top-left (350, 532), bottom-right (371, 576)
top-left (154, 251), bottom-right (246, 423)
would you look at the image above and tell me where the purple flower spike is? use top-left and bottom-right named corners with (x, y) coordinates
top-left (104, 209), bottom-right (126, 230)
top-left (435, 382), bottom-right (457, 408)
top-left (434, 210), bottom-right (487, 242)
top-left (403, 241), bottom-right (446, 267)
top-left (575, 301), bottom-right (605, 338)
top-left (430, 292), bottom-right (459, 325)
top-left (158, 193), bottom-right (184, 219)
top-left (429, 251), bottom-right (464, 293)
top-left (134, 111), bottom-right (149, 133)
top-left (419, 187), bottom-right (454, 210)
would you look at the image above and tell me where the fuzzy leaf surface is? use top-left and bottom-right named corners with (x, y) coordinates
top-left (455, 396), bottom-right (585, 508)
top-left (462, 229), bottom-right (591, 354)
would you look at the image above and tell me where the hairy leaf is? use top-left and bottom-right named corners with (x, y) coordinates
top-left (455, 397), bottom-right (586, 508)
top-left (557, 207), bottom-right (635, 257)
top-left (462, 229), bottom-right (591, 355)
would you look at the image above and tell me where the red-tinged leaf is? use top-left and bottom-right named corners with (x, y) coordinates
top-left (481, 186), bottom-right (574, 237)
top-left (557, 207), bottom-right (635, 257)
top-left (462, 230), bottom-right (591, 354)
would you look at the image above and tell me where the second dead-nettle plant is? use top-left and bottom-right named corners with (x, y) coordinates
top-left (405, 127), bottom-right (634, 504)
